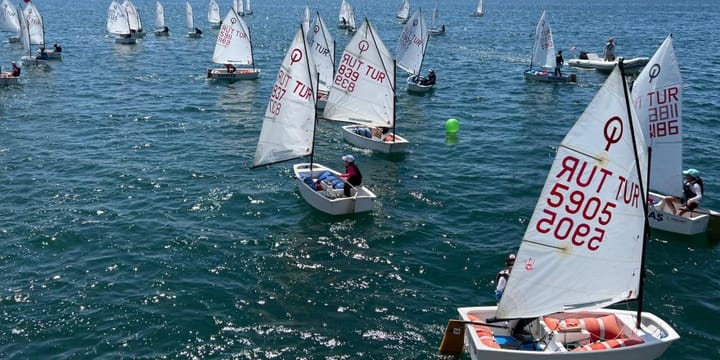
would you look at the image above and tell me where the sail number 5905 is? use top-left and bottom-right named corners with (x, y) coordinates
top-left (536, 183), bottom-right (616, 251)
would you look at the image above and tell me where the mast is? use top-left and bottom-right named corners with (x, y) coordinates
top-left (619, 58), bottom-right (649, 329)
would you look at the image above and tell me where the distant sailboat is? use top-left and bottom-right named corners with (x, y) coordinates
top-left (186, 1), bottom-right (202, 38)
top-left (207, 8), bottom-right (260, 80)
top-left (396, 0), bottom-right (410, 24)
top-left (244, 0), bottom-right (253, 15)
top-left (107, 0), bottom-right (136, 44)
top-left (0, 0), bottom-right (21, 43)
top-left (208, 0), bottom-right (221, 29)
top-left (122, 0), bottom-right (144, 38)
top-left (154, 1), bottom-right (169, 36)
top-left (523, 11), bottom-right (576, 83)
top-left (472, 0), bottom-right (484, 17)
top-left (307, 11), bottom-right (335, 110)
top-left (397, 9), bottom-right (433, 93)
top-left (428, 3), bottom-right (445, 35)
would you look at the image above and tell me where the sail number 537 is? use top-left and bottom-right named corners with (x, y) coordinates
top-left (536, 183), bottom-right (616, 251)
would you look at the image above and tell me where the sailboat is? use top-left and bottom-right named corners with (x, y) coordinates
top-left (307, 11), bottom-right (336, 110)
top-left (0, 0), bottom-right (21, 43)
top-left (344, 1), bottom-right (357, 34)
top-left (396, 0), bottom-right (410, 24)
top-left (154, 1), bottom-right (169, 36)
top-left (252, 24), bottom-right (377, 215)
top-left (22, 1), bottom-right (61, 61)
top-left (338, 0), bottom-right (350, 29)
top-left (208, 0), bottom-right (221, 29)
top-left (633, 35), bottom-right (720, 235)
top-left (523, 11), bottom-right (576, 83)
top-left (207, 8), bottom-right (260, 80)
top-left (397, 9), bottom-right (433, 93)
top-left (428, 3), bottom-right (445, 36)
top-left (443, 61), bottom-right (679, 359)
top-left (107, 0), bottom-right (136, 44)
top-left (244, 0), bottom-right (253, 15)
top-left (323, 18), bottom-right (409, 154)
top-left (302, 3), bottom-right (311, 35)
top-left (19, 3), bottom-right (49, 67)
top-left (0, 63), bottom-right (19, 86)
top-left (472, 0), bottom-right (484, 17)
top-left (185, 1), bottom-right (201, 38)
top-left (122, 0), bottom-right (144, 38)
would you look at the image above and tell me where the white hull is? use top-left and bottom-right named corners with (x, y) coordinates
top-left (187, 32), bottom-right (202, 38)
top-left (155, 30), bottom-right (169, 36)
top-left (647, 191), bottom-right (712, 235)
top-left (1, 74), bottom-right (19, 86)
top-left (8, 35), bottom-right (20, 43)
top-left (21, 56), bottom-right (49, 67)
top-left (429, 28), bottom-right (445, 36)
top-left (114, 35), bottom-right (137, 44)
top-left (208, 68), bottom-right (261, 80)
top-left (341, 125), bottom-right (409, 153)
top-left (568, 55), bottom-right (649, 74)
top-left (523, 69), bottom-right (576, 83)
top-left (210, 22), bottom-right (221, 29)
top-left (472, 12), bottom-right (484, 17)
top-left (293, 163), bottom-right (376, 215)
top-left (455, 307), bottom-right (678, 360)
top-left (38, 49), bottom-right (62, 60)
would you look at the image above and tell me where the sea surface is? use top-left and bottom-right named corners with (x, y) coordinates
top-left (1, 0), bottom-right (719, 359)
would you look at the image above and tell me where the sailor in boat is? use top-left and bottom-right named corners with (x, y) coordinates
top-left (555, 50), bottom-right (564, 76)
top-left (225, 63), bottom-right (237, 73)
top-left (194, 27), bottom-right (202, 35)
top-left (339, 154), bottom-right (362, 197)
top-left (53, 43), bottom-right (62, 52)
top-left (11, 62), bottom-right (20, 77)
top-left (415, 68), bottom-right (437, 86)
top-left (494, 253), bottom-right (515, 301)
top-left (161, 26), bottom-right (169, 34)
top-left (38, 48), bottom-right (49, 60)
top-left (603, 37), bottom-right (616, 61)
top-left (664, 168), bottom-right (704, 216)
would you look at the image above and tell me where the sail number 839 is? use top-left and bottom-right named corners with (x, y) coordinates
top-left (536, 182), bottom-right (616, 251)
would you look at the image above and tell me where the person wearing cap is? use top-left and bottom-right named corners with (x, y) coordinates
top-left (494, 254), bottom-right (515, 301)
top-left (665, 168), bottom-right (704, 216)
top-left (53, 43), bottom-right (62, 53)
top-left (420, 68), bottom-right (436, 86)
top-left (339, 154), bottom-right (362, 197)
top-left (603, 37), bottom-right (615, 61)
top-left (555, 50), bottom-right (564, 76)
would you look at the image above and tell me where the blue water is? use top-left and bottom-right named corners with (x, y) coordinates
top-left (1, 0), bottom-right (719, 358)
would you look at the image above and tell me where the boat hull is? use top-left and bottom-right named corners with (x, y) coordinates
top-left (114, 36), bottom-right (137, 44)
top-left (187, 32), bottom-right (202, 38)
top-left (293, 163), bottom-right (376, 215)
top-left (568, 55), bottom-right (649, 74)
top-left (208, 68), bottom-right (261, 80)
top-left (341, 125), bottom-right (409, 153)
top-left (21, 56), bottom-right (49, 67)
top-left (407, 75), bottom-right (434, 93)
top-left (38, 49), bottom-right (62, 60)
top-left (523, 69), bottom-right (576, 83)
top-left (1, 74), bottom-right (19, 86)
top-left (155, 30), bottom-right (169, 36)
top-left (455, 307), bottom-right (679, 360)
top-left (429, 28), bottom-right (445, 36)
top-left (647, 192), bottom-right (711, 235)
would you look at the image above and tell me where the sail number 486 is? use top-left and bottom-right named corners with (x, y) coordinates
top-left (536, 183), bottom-right (616, 251)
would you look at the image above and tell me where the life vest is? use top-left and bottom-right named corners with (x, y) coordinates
top-left (346, 163), bottom-right (362, 186)
top-left (683, 177), bottom-right (704, 200)
top-left (495, 269), bottom-right (510, 284)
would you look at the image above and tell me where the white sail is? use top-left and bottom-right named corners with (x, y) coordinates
top-left (185, 1), bottom-right (194, 30)
top-left (397, 0), bottom-right (410, 20)
top-left (108, 1), bottom-right (131, 35)
top-left (253, 24), bottom-right (317, 167)
top-left (323, 18), bottom-right (395, 128)
top-left (632, 35), bottom-right (683, 198)
top-left (155, 1), bottom-right (165, 29)
top-left (308, 11), bottom-right (335, 94)
top-left (212, 9), bottom-right (253, 66)
top-left (245, 0), bottom-right (252, 15)
top-left (19, 5), bottom-right (30, 55)
top-left (302, 3), bottom-right (310, 34)
top-left (431, 4), bottom-right (440, 29)
top-left (208, 0), bottom-right (221, 24)
top-left (497, 66), bottom-right (648, 319)
top-left (0, 0), bottom-right (20, 33)
top-left (346, 3), bottom-right (356, 31)
top-left (475, 0), bottom-right (484, 16)
top-left (22, 1), bottom-right (43, 46)
top-left (122, 0), bottom-right (140, 32)
top-left (529, 11), bottom-right (556, 69)
top-left (396, 9), bottom-right (427, 76)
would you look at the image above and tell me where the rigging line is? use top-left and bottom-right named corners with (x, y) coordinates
top-left (521, 239), bottom-right (566, 251)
